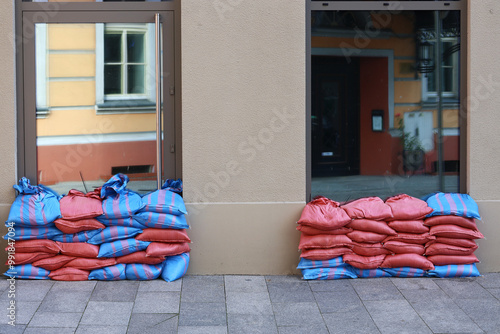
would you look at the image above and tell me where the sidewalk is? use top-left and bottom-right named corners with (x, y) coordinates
top-left (1, 273), bottom-right (500, 334)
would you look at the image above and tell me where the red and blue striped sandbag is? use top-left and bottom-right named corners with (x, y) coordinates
top-left (354, 268), bottom-right (393, 278)
top-left (5, 225), bottom-right (63, 241)
top-left (89, 264), bottom-right (127, 281)
top-left (125, 263), bottom-right (163, 280)
top-left (97, 239), bottom-right (151, 258)
top-left (426, 264), bottom-right (481, 278)
top-left (162, 179), bottom-right (183, 194)
top-left (301, 266), bottom-right (357, 280)
top-left (161, 252), bottom-right (190, 282)
top-left (97, 217), bottom-right (146, 229)
top-left (4, 264), bottom-right (50, 279)
top-left (140, 189), bottom-right (187, 216)
top-left (87, 226), bottom-right (143, 245)
top-left (424, 192), bottom-right (481, 219)
top-left (7, 178), bottom-right (61, 226)
top-left (52, 229), bottom-right (102, 243)
top-left (382, 267), bottom-right (427, 278)
top-left (101, 191), bottom-right (145, 219)
top-left (297, 256), bottom-right (344, 270)
top-left (133, 212), bottom-right (189, 229)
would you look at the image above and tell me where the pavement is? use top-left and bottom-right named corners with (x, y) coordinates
top-left (0, 273), bottom-right (500, 334)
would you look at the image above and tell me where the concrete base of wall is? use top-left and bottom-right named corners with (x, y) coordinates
top-left (474, 201), bottom-right (500, 273)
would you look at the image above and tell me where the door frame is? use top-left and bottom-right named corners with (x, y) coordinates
top-left (15, 1), bottom-right (182, 185)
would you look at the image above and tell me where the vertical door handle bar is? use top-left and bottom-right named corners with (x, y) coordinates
top-left (155, 13), bottom-right (162, 190)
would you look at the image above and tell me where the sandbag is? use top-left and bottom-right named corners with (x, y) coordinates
top-left (97, 217), bottom-right (146, 229)
top-left (135, 228), bottom-right (191, 243)
top-left (382, 267), bottom-right (427, 278)
top-left (4, 264), bottom-right (50, 279)
top-left (89, 264), bottom-right (127, 281)
top-left (424, 215), bottom-right (477, 230)
top-left (426, 264), bottom-right (481, 278)
top-left (140, 188), bottom-right (187, 216)
top-left (8, 252), bottom-right (54, 265)
top-left (6, 225), bottom-right (63, 241)
top-left (59, 189), bottom-right (103, 220)
top-left (65, 258), bottom-right (117, 270)
top-left (341, 197), bottom-right (393, 220)
top-left (87, 226), bottom-right (143, 245)
top-left (297, 196), bottom-right (352, 230)
top-left (387, 220), bottom-right (429, 234)
top-left (57, 242), bottom-right (100, 258)
top-left (425, 237), bottom-right (477, 249)
top-left (145, 242), bottom-right (190, 257)
top-left (298, 234), bottom-right (353, 250)
top-left (350, 242), bottom-right (391, 257)
top-left (424, 192), bottom-right (481, 219)
top-left (133, 212), bottom-right (189, 229)
top-left (101, 190), bottom-right (144, 219)
top-left (162, 178), bottom-right (183, 194)
top-left (49, 267), bottom-right (89, 281)
top-left (161, 253), bottom-right (190, 282)
top-left (382, 241), bottom-right (425, 255)
top-left (345, 219), bottom-right (396, 235)
top-left (296, 256), bottom-right (345, 270)
top-left (353, 268), bottom-right (392, 278)
top-left (383, 232), bottom-right (435, 245)
top-left (116, 251), bottom-right (165, 265)
top-left (299, 247), bottom-right (353, 261)
top-left (343, 254), bottom-right (386, 269)
top-left (429, 225), bottom-right (484, 239)
top-left (97, 239), bottom-right (151, 258)
top-left (11, 239), bottom-right (60, 254)
top-left (424, 242), bottom-right (478, 256)
top-left (426, 254), bottom-right (479, 266)
top-left (54, 218), bottom-right (106, 234)
top-left (52, 229), bottom-right (101, 243)
top-left (301, 266), bottom-right (357, 280)
top-left (296, 225), bottom-right (352, 235)
top-left (380, 254), bottom-right (434, 271)
top-left (7, 177), bottom-right (61, 226)
top-left (125, 263), bottom-right (163, 280)
top-left (32, 255), bottom-right (76, 271)
top-left (346, 230), bottom-right (387, 244)
top-left (385, 194), bottom-right (433, 220)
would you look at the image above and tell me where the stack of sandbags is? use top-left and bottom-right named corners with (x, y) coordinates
top-left (423, 192), bottom-right (483, 277)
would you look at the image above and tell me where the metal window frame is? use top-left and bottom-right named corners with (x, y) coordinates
top-left (306, 0), bottom-right (468, 201)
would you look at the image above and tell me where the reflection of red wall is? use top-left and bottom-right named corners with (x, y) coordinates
top-left (425, 134), bottom-right (460, 173)
top-left (359, 57), bottom-right (392, 175)
top-left (37, 141), bottom-right (156, 185)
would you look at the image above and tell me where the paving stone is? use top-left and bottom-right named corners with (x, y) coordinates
top-left (476, 272), bottom-right (500, 289)
top-left (350, 278), bottom-right (404, 301)
top-left (90, 281), bottom-right (139, 302)
top-left (267, 282), bottom-right (315, 303)
top-left (226, 291), bottom-right (273, 315)
top-left (75, 325), bottom-right (128, 334)
top-left (434, 278), bottom-right (496, 300)
top-left (52, 281), bottom-right (96, 292)
top-left (265, 276), bottom-right (303, 284)
top-left (178, 326), bottom-right (228, 334)
top-left (24, 328), bottom-right (76, 334)
top-left (363, 299), bottom-right (432, 334)
top-left (80, 301), bottom-right (133, 326)
top-left (488, 288), bottom-right (500, 300)
top-left (454, 297), bottom-right (500, 333)
top-left (0, 280), bottom-right (53, 302)
top-left (139, 278), bottom-right (182, 292)
top-left (313, 290), bottom-right (363, 313)
top-left (28, 311), bottom-right (82, 328)
top-left (127, 313), bottom-right (178, 334)
top-left (390, 277), bottom-right (440, 290)
top-left (181, 276), bottom-right (225, 303)
top-left (278, 324), bottom-right (329, 334)
top-left (0, 324), bottom-right (26, 334)
top-left (225, 275), bottom-right (268, 292)
top-left (308, 279), bottom-right (353, 292)
top-left (228, 314), bottom-right (278, 334)
top-left (39, 290), bottom-right (91, 313)
top-left (132, 291), bottom-right (181, 314)
top-left (13, 301), bottom-right (41, 325)
top-left (322, 304), bottom-right (380, 334)
top-left (179, 302), bottom-right (226, 327)
top-left (272, 302), bottom-right (324, 327)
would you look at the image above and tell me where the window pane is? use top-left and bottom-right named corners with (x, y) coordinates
top-left (104, 64), bottom-right (122, 94)
top-left (104, 33), bottom-right (121, 63)
top-left (127, 33), bottom-right (145, 63)
top-left (127, 65), bottom-right (145, 94)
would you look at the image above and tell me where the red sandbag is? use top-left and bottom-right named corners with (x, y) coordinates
top-left (54, 218), bottom-right (106, 234)
top-left (59, 189), bottom-right (103, 220)
top-left (424, 215), bottom-right (477, 230)
top-left (57, 242), bottom-right (99, 258)
top-left (385, 194), bottom-right (433, 220)
top-left (425, 237), bottom-right (477, 249)
top-left (383, 232), bottom-right (435, 245)
top-left (341, 197), bottom-right (393, 220)
top-left (346, 230), bottom-right (387, 244)
top-left (296, 225), bottom-right (352, 235)
top-left (116, 251), bottom-right (166, 265)
top-left (382, 241), bottom-right (425, 255)
top-left (345, 219), bottom-right (396, 235)
top-left (381, 253), bottom-right (434, 270)
top-left (65, 257), bottom-right (117, 270)
top-left (387, 220), bottom-right (429, 234)
top-left (343, 254), bottom-right (386, 269)
top-left (8, 252), bottom-right (55, 265)
top-left (11, 239), bottom-right (61, 254)
top-left (49, 267), bottom-right (90, 281)
top-left (135, 228), bottom-right (191, 243)
top-left (298, 234), bottom-right (353, 250)
top-left (429, 225), bottom-right (484, 239)
top-left (146, 242), bottom-right (191, 257)
top-left (33, 255), bottom-right (77, 270)
top-left (427, 254), bottom-right (479, 266)
top-left (350, 242), bottom-right (392, 257)
top-left (298, 197), bottom-right (352, 230)
top-left (424, 243), bottom-right (478, 256)
top-left (300, 247), bottom-right (353, 260)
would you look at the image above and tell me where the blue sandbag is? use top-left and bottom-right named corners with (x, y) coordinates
top-left (97, 217), bottom-right (146, 229)
top-left (426, 264), bottom-right (481, 278)
top-left (87, 226), bottom-right (143, 245)
top-left (297, 256), bottom-right (344, 270)
top-left (101, 190), bottom-right (145, 219)
top-left (133, 212), bottom-right (189, 229)
top-left (139, 189), bottom-right (187, 215)
top-left (97, 239), bottom-right (150, 258)
top-left (4, 225), bottom-right (63, 241)
top-left (161, 252), bottom-right (190, 282)
top-left (424, 192), bottom-right (481, 219)
top-left (125, 263), bottom-right (163, 280)
top-left (382, 267), bottom-right (427, 278)
top-left (4, 264), bottom-right (50, 279)
top-left (354, 268), bottom-right (393, 278)
top-left (100, 173), bottom-right (129, 197)
top-left (7, 177), bottom-right (61, 226)
top-left (162, 179), bottom-right (183, 194)
top-left (301, 265), bottom-right (357, 280)
top-left (89, 264), bottom-right (127, 280)
top-left (52, 229), bottom-right (101, 243)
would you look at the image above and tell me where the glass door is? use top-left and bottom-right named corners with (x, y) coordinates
top-left (21, 7), bottom-right (175, 194)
